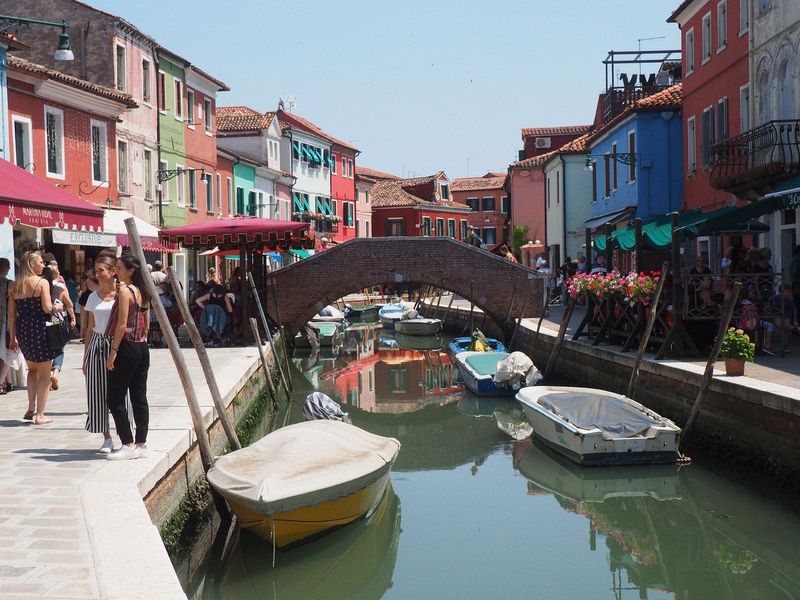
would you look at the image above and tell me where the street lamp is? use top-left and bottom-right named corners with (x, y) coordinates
top-left (584, 152), bottom-right (637, 172)
top-left (0, 15), bottom-right (74, 61)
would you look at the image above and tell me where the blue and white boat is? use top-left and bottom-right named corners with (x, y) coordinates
top-left (448, 336), bottom-right (507, 356)
top-left (378, 302), bottom-right (407, 329)
top-left (454, 351), bottom-right (514, 396)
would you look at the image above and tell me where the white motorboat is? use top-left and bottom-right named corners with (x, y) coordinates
top-left (394, 318), bottom-right (442, 336)
top-left (515, 386), bottom-right (681, 466)
top-left (312, 305), bottom-right (346, 323)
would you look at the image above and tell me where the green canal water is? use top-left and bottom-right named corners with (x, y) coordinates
top-left (193, 324), bottom-right (800, 600)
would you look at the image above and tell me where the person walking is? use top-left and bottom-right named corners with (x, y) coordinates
top-left (465, 225), bottom-right (484, 248)
top-left (106, 253), bottom-right (151, 460)
top-left (7, 251), bottom-right (57, 424)
top-left (0, 258), bottom-right (16, 395)
top-left (82, 252), bottom-right (132, 453)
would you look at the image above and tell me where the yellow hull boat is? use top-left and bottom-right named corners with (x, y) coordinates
top-left (207, 420), bottom-right (400, 548)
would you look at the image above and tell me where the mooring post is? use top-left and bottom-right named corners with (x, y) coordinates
top-left (544, 297), bottom-right (576, 380)
top-left (249, 318), bottom-right (280, 409)
top-left (441, 291), bottom-right (456, 328)
top-left (681, 281), bottom-right (742, 446)
top-left (166, 267), bottom-right (241, 450)
top-left (248, 272), bottom-right (292, 398)
top-left (508, 286), bottom-right (533, 350)
top-left (123, 218), bottom-right (229, 520)
top-left (626, 262), bottom-right (669, 399)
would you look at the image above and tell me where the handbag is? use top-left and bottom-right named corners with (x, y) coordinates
top-left (46, 314), bottom-right (71, 352)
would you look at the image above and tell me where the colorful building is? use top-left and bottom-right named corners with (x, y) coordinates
top-left (585, 84), bottom-right (684, 228)
top-left (542, 134), bottom-right (594, 263)
top-left (668, 0), bottom-right (749, 212)
top-left (0, 0), bottom-right (161, 223)
top-left (507, 150), bottom-right (557, 247)
top-left (355, 166), bottom-right (400, 239)
top-left (330, 140), bottom-right (358, 242)
top-left (370, 172), bottom-right (471, 239)
top-left (519, 125), bottom-right (592, 161)
top-left (450, 172), bottom-right (509, 247)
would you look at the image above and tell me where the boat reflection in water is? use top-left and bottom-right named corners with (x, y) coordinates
top-left (456, 391), bottom-right (518, 419)
top-left (515, 441), bottom-right (800, 598)
top-left (210, 484), bottom-right (401, 600)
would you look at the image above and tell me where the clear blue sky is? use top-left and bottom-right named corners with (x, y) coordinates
top-left (88, 0), bottom-right (681, 179)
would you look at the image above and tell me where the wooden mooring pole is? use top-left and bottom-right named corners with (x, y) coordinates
top-left (681, 281), bottom-right (742, 447)
top-left (247, 272), bottom-right (292, 399)
top-left (166, 267), bottom-right (241, 450)
top-left (626, 262), bottom-right (669, 399)
top-left (249, 318), bottom-right (280, 409)
top-left (544, 297), bottom-right (576, 380)
top-left (123, 218), bottom-right (229, 519)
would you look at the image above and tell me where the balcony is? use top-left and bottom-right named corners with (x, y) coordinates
top-left (711, 120), bottom-right (800, 195)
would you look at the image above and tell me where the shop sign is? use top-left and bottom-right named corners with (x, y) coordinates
top-left (51, 228), bottom-right (116, 247)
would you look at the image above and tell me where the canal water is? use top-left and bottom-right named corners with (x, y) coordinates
top-left (193, 324), bottom-right (800, 600)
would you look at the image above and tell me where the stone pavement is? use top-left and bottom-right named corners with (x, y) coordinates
top-left (0, 341), bottom-right (261, 600)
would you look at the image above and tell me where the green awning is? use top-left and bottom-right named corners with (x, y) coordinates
top-left (293, 192), bottom-right (303, 212)
top-left (594, 188), bottom-right (799, 252)
top-left (289, 249), bottom-right (311, 259)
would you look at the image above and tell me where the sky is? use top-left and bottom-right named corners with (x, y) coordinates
top-left (87, 0), bottom-right (682, 180)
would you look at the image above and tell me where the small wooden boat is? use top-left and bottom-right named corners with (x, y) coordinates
top-left (378, 303), bottom-right (407, 329)
top-left (295, 321), bottom-right (342, 348)
top-left (394, 332), bottom-right (443, 351)
top-left (448, 336), bottom-right (507, 356)
top-left (394, 318), bottom-right (442, 336)
top-left (206, 420), bottom-right (401, 548)
top-left (345, 304), bottom-right (379, 322)
top-left (454, 351), bottom-right (514, 396)
top-left (515, 386), bottom-right (681, 466)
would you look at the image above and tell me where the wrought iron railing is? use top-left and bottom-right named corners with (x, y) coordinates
top-left (710, 120), bottom-right (800, 190)
top-left (601, 87), bottom-right (671, 124)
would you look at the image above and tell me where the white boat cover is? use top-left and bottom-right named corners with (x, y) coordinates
top-left (537, 391), bottom-right (662, 438)
top-left (207, 421), bottom-right (400, 515)
top-left (316, 305), bottom-right (344, 319)
top-left (493, 351), bottom-right (543, 388)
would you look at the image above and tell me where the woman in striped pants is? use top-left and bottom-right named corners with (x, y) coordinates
top-left (82, 253), bottom-right (132, 453)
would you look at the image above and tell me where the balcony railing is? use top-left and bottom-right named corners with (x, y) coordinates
top-left (710, 120), bottom-right (800, 191)
top-left (601, 87), bottom-right (671, 124)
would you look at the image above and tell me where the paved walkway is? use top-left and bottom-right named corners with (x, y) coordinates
top-left (0, 341), bottom-right (261, 600)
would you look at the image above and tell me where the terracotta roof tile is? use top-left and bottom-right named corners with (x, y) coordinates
top-left (277, 110), bottom-right (359, 152)
top-left (217, 106), bottom-right (275, 132)
top-left (510, 149), bottom-right (560, 169)
top-left (557, 132), bottom-right (592, 153)
top-left (587, 83), bottom-right (682, 145)
top-left (8, 56), bottom-right (137, 108)
top-left (371, 174), bottom-right (469, 210)
top-left (451, 175), bottom-right (506, 192)
top-left (521, 125), bottom-right (592, 138)
top-left (355, 166), bottom-right (400, 181)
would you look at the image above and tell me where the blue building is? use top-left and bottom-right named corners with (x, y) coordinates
top-left (586, 84), bottom-right (683, 231)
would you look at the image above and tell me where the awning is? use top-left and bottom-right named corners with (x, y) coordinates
top-left (0, 160), bottom-right (104, 231)
top-left (583, 206), bottom-right (636, 231)
top-left (595, 189), bottom-right (800, 251)
top-left (289, 249), bottom-right (311, 259)
top-left (160, 215), bottom-right (313, 251)
top-left (103, 209), bottom-right (178, 253)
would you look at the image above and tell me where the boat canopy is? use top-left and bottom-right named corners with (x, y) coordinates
top-left (206, 421), bottom-right (400, 515)
top-left (538, 391), bottom-right (661, 438)
top-left (465, 352), bottom-right (509, 376)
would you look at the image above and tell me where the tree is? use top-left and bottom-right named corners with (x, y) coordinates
top-left (511, 225), bottom-right (528, 258)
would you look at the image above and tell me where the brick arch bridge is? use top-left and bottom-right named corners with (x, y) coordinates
top-left (264, 237), bottom-right (544, 334)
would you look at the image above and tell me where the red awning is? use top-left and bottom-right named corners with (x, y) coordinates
top-left (0, 160), bottom-right (104, 231)
top-left (160, 215), bottom-right (314, 250)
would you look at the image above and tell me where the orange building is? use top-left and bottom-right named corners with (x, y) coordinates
top-left (451, 172), bottom-right (509, 247)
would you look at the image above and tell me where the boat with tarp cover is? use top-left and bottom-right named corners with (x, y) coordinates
top-left (206, 420), bottom-right (400, 548)
top-left (515, 386), bottom-right (681, 466)
top-left (454, 351), bottom-right (514, 396)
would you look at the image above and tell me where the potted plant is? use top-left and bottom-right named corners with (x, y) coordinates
top-left (719, 327), bottom-right (755, 376)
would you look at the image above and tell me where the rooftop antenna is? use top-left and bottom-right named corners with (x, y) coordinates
top-left (281, 95), bottom-right (296, 113)
top-left (637, 36), bottom-right (665, 77)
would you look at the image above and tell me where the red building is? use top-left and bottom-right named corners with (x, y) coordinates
top-left (7, 56), bottom-right (136, 209)
top-left (184, 66), bottom-right (229, 225)
top-left (668, 0), bottom-right (749, 211)
top-left (370, 172), bottom-right (472, 239)
top-left (330, 141), bottom-right (358, 242)
top-left (451, 172), bottom-right (509, 247)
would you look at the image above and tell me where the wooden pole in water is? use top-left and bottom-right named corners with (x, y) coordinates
top-left (122, 218), bottom-right (228, 519)
top-left (508, 286), bottom-right (533, 350)
top-left (441, 291), bottom-right (456, 326)
top-left (433, 288), bottom-right (445, 318)
top-left (544, 297), bottom-right (576, 380)
top-left (247, 272), bottom-right (292, 398)
top-left (166, 267), bottom-right (241, 450)
top-left (626, 262), bottom-right (669, 399)
top-left (681, 281), bottom-right (742, 446)
top-left (249, 318), bottom-right (280, 409)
